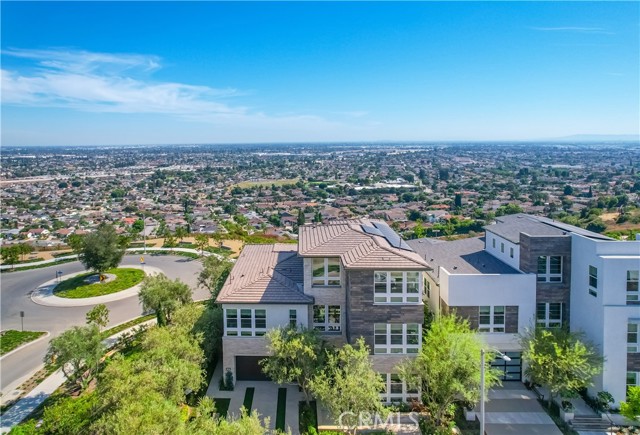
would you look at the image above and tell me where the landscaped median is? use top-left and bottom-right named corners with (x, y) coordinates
top-left (53, 268), bottom-right (145, 299)
top-left (0, 330), bottom-right (47, 356)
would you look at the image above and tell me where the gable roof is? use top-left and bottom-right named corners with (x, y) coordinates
top-left (216, 244), bottom-right (312, 304)
top-left (298, 219), bottom-right (430, 270)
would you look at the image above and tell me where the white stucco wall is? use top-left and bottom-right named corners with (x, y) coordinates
top-left (485, 231), bottom-right (521, 271)
top-left (570, 233), bottom-right (640, 405)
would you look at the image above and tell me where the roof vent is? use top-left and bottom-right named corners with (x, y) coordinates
top-left (453, 266), bottom-right (458, 270)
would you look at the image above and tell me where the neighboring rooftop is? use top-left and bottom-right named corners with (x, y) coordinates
top-left (298, 218), bottom-right (430, 270)
top-left (216, 243), bottom-right (312, 304)
top-left (484, 213), bottom-right (612, 244)
top-left (407, 237), bottom-right (520, 283)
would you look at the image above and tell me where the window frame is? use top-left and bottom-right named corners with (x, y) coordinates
top-left (536, 302), bottom-right (563, 328)
top-left (537, 256), bottom-right (563, 283)
top-left (313, 304), bottom-right (342, 333)
top-left (478, 306), bottom-right (505, 333)
top-left (373, 271), bottom-right (421, 304)
top-left (312, 258), bottom-right (341, 287)
top-left (627, 270), bottom-right (639, 303)
top-left (374, 323), bottom-right (421, 354)
top-left (289, 309), bottom-right (297, 328)
top-left (380, 373), bottom-right (420, 403)
top-left (628, 372), bottom-right (640, 389)
top-left (225, 308), bottom-right (267, 337)
top-left (628, 322), bottom-right (639, 353)
top-left (589, 265), bottom-right (598, 297)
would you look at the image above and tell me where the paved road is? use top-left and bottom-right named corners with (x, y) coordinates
top-left (0, 254), bottom-right (206, 392)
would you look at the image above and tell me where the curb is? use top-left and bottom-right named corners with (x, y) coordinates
top-left (0, 331), bottom-right (51, 361)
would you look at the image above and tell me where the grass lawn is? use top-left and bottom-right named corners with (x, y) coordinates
top-left (234, 178), bottom-right (299, 189)
top-left (53, 267), bottom-right (145, 299)
top-left (214, 398), bottom-right (231, 419)
top-left (276, 388), bottom-right (287, 431)
top-left (243, 387), bottom-right (255, 411)
top-left (0, 330), bottom-right (46, 355)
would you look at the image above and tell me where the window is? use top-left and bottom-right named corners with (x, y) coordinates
top-left (312, 258), bottom-right (341, 286)
top-left (313, 305), bottom-right (341, 332)
top-left (492, 238), bottom-right (496, 249)
top-left (380, 373), bottom-right (419, 403)
top-left (537, 256), bottom-right (562, 282)
top-left (628, 372), bottom-right (640, 388)
top-left (536, 302), bottom-right (563, 328)
top-left (501, 242), bottom-right (505, 253)
top-left (374, 323), bottom-right (420, 354)
top-left (225, 308), bottom-right (267, 337)
top-left (425, 278), bottom-right (431, 299)
top-left (510, 247), bottom-right (514, 258)
top-left (628, 323), bottom-right (639, 353)
top-left (478, 306), bottom-right (505, 332)
top-left (589, 265), bottom-right (598, 297)
top-left (627, 270), bottom-right (639, 303)
top-left (289, 309), bottom-right (297, 328)
top-left (374, 271), bottom-right (421, 303)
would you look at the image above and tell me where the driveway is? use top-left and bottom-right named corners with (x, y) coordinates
top-left (483, 382), bottom-right (562, 435)
top-left (0, 254), bottom-right (205, 395)
top-left (206, 363), bottom-right (303, 434)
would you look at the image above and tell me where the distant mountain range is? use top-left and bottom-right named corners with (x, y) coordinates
top-left (538, 134), bottom-right (640, 142)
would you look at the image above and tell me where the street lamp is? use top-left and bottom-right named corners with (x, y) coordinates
top-left (480, 349), bottom-right (511, 435)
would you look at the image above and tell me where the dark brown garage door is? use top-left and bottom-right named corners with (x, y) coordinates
top-left (236, 356), bottom-right (270, 381)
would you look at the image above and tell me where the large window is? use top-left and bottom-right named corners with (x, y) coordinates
top-left (536, 302), bottom-right (563, 328)
top-left (225, 308), bottom-right (266, 337)
top-left (627, 270), bottom-right (639, 304)
top-left (380, 373), bottom-right (419, 403)
top-left (374, 271), bottom-right (421, 304)
top-left (537, 256), bottom-right (562, 282)
top-left (588, 265), bottom-right (598, 297)
top-left (374, 323), bottom-right (420, 354)
top-left (312, 258), bottom-right (341, 286)
top-left (478, 306), bottom-right (505, 332)
top-left (313, 305), bottom-right (341, 332)
top-left (628, 323), bottom-right (639, 353)
top-left (628, 372), bottom-right (640, 388)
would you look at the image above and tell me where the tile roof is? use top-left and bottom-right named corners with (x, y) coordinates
top-left (407, 237), bottom-right (520, 283)
top-left (216, 244), bottom-right (312, 304)
top-left (298, 219), bottom-right (430, 270)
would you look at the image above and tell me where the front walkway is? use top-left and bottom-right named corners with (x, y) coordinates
top-left (206, 362), bottom-right (303, 434)
top-left (483, 382), bottom-right (562, 435)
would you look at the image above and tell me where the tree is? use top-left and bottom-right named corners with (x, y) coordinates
top-left (198, 255), bottom-right (232, 300)
top-left (310, 338), bottom-right (386, 433)
top-left (131, 219), bottom-right (145, 233)
top-left (1, 245), bottom-right (19, 269)
top-left (163, 232), bottom-right (177, 248)
top-left (66, 234), bottom-right (85, 254)
top-left (454, 193), bottom-right (463, 208)
top-left (520, 327), bottom-right (604, 404)
top-left (398, 314), bottom-right (499, 427)
top-left (45, 324), bottom-right (106, 389)
top-left (79, 224), bottom-right (126, 279)
top-left (297, 209), bottom-right (305, 226)
top-left (16, 243), bottom-right (33, 261)
top-left (621, 386), bottom-right (640, 422)
top-left (260, 327), bottom-right (325, 405)
top-left (175, 226), bottom-right (187, 243)
top-left (194, 233), bottom-right (209, 256)
top-left (138, 274), bottom-right (192, 326)
top-left (563, 185), bottom-right (574, 196)
top-left (86, 304), bottom-right (110, 330)
top-left (414, 219), bottom-right (425, 239)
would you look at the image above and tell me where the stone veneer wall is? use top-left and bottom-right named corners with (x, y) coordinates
top-left (346, 270), bottom-right (424, 350)
top-left (628, 353), bottom-right (640, 372)
top-left (519, 233), bottom-right (572, 325)
top-left (440, 299), bottom-right (518, 333)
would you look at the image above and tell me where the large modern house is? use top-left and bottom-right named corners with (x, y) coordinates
top-left (216, 219), bottom-right (430, 403)
top-left (216, 214), bottom-right (639, 406)
top-left (410, 214), bottom-right (639, 406)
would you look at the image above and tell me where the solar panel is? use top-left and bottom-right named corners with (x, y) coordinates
top-left (361, 225), bottom-right (383, 237)
top-left (372, 222), bottom-right (414, 251)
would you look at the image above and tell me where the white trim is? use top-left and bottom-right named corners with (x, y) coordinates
top-left (312, 258), bottom-right (341, 287)
top-left (536, 302), bottom-right (563, 328)
top-left (478, 306), bottom-right (505, 333)
top-left (537, 255), bottom-right (562, 283)
top-left (380, 373), bottom-right (420, 403)
top-left (374, 323), bottom-right (421, 354)
top-left (628, 322), bottom-right (639, 353)
top-left (627, 270), bottom-right (639, 303)
top-left (312, 305), bottom-right (341, 333)
top-left (224, 307), bottom-right (267, 337)
top-left (373, 271), bottom-right (421, 304)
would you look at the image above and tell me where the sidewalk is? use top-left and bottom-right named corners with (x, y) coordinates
top-left (30, 265), bottom-right (163, 307)
top-left (0, 319), bottom-right (156, 433)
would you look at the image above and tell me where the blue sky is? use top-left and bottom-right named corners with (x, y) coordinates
top-left (2, 1), bottom-right (638, 146)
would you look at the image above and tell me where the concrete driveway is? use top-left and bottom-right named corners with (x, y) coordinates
top-left (483, 382), bottom-right (562, 435)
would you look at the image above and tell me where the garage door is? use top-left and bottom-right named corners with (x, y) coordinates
top-left (236, 356), bottom-right (270, 381)
top-left (491, 352), bottom-right (522, 381)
